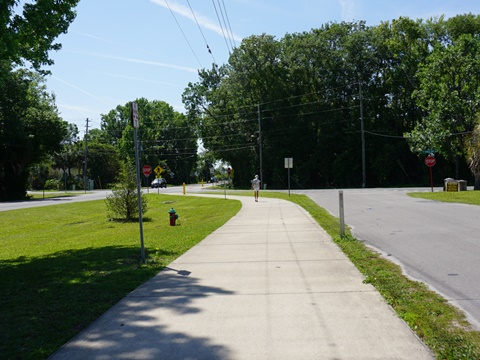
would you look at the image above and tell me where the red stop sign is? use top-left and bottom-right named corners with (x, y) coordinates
top-left (425, 155), bottom-right (436, 167)
top-left (142, 165), bottom-right (152, 176)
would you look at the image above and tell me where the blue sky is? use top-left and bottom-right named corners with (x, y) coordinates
top-left (39, 0), bottom-right (480, 132)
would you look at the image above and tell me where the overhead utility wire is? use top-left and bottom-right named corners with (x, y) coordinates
top-left (211, 0), bottom-right (232, 55)
top-left (217, 0), bottom-right (235, 50)
top-left (221, 0), bottom-right (236, 48)
top-left (186, 0), bottom-right (217, 64)
top-left (164, 0), bottom-right (203, 68)
top-left (257, 82), bottom-right (361, 108)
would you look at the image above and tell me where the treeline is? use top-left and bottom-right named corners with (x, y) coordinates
top-left (183, 15), bottom-right (480, 189)
top-left (28, 98), bottom-right (198, 193)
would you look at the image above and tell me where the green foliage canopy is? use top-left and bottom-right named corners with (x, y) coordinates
top-left (0, 71), bottom-right (68, 199)
top-left (99, 99), bottom-right (198, 185)
top-left (183, 15), bottom-right (480, 189)
top-left (1, 0), bottom-right (79, 76)
top-left (1, 0), bottom-right (79, 199)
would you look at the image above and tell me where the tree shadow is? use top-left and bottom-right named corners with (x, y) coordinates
top-left (0, 195), bottom-right (76, 204)
top-left (0, 246), bottom-right (234, 359)
top-left (51, 269), bottom-right (235, 359)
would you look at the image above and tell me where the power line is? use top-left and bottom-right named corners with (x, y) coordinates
top-left (221, 0), bottom-right (237, 48)
top-left (186, 0), bottom-right (217, 65)
top-left (164, 0), bottom-right (203, 68)
top-left (211, 0), bottom-right (232, 56)
top-left (216, 0), bottom-right (235, 51)
top-left (364, 130), bottom-right (406, 139)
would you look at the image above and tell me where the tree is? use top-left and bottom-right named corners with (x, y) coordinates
top-left (466, 124), bottom-right (480, 189)
top-left (101, 98), bottom-right (198, 185)
top-left (51, 123), bottom-right (81, 185)
top-left (99, 106), bottom-right (131, 147)
top-left (407, 33), bottom-right (480, 187)
top-left (87, 142), bottom-right (121, 188)
top-left (1, 0), bottom-right (79, 77)
top-left (0, 70), bottom-right (68, 200)
top-left (1, 0), bottom-right (79, 199)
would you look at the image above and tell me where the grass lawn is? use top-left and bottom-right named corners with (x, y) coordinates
top-left (408, 190), bottom-right (480, 206)
top-left (0, 194), bottom-right (241, 359)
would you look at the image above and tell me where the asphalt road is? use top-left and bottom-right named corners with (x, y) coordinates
top-left (0, 190), bottom-right (113, 212)
top-left (300, 188), bottom-right (480, 330)
top-left (0, 185), bottom-right (196, 212)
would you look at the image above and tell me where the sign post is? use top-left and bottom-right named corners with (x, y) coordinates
top-left (424, 154), bottom-right (436, 193)
top-left (339, 190), bottom-right (345, 237)
top-left (142, 165), bottom-right (152, 192)
top-left (285, 158), bottom-right (293, 196)
top-left (131, 101), bottom-right (145, 264)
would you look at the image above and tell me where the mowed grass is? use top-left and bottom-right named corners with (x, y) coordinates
top-left (0, 194), bottom-right (241, 359)
top-left (408, 190), bottom-right (480, 205)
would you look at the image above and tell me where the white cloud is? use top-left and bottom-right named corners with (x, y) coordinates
top-left (66, 49), bottom-right (198, 73)
top-left (338, 0), bottom-right (358, 21)
top-left (51, 75), bottom-right (110, 105)
top-left (103, 72), bottom-right (182, 87)
top-left (150, 0), bottom-right (242, 43)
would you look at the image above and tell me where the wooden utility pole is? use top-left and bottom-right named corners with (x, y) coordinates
top-left (83, 118), bottom-right (89, 193)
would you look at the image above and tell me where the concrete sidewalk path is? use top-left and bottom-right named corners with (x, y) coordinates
top-left (50, 196), bottom-right (433, 360)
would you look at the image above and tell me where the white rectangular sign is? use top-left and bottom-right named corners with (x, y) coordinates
top-left (285, 158), bottom-right (293, 169)
top-left (131, 101), bottom-right (139, 128)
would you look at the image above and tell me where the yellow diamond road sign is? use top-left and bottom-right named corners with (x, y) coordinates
top-left (154, 165), bottom-right (164, 177)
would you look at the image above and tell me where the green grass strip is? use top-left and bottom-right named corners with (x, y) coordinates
top-left (408, 191), bottom-right (480, 206)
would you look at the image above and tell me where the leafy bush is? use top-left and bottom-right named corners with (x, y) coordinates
top-left (44, 179), bottom-right (62, 190)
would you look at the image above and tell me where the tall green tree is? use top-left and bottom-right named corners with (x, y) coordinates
top-left (1, 0), bottom-right (79, 77)
top-left (99, 105), bottom-right (131, 147)
top-left (1, 0), bottom-right (79, 199)
top-left (87, 142), bottom-right (121, 189)
top-left (407, 33), bottom-right (480, 187)
top-left (100, 99), bottom-right (198, 185)
top-left (0, 70), bottom-right (68, 199)
top-left (51, 123), bottom-right (81, 181)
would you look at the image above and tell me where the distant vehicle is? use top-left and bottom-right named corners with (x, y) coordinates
top-left (210, 176), bottom-right (218, 183)
top-left (151, 178), bottom-right (167, 188)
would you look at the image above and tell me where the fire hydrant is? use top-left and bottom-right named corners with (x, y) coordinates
top-left (168, 208), bottom-right (178, 226)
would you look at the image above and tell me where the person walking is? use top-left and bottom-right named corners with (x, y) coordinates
top-left (251, 175), bottom-right (261, 202)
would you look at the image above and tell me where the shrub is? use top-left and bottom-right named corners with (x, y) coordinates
top-left (105, 165), bottom-right (148, 221)
top-left (44, 179), bottom-right (62, 190)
